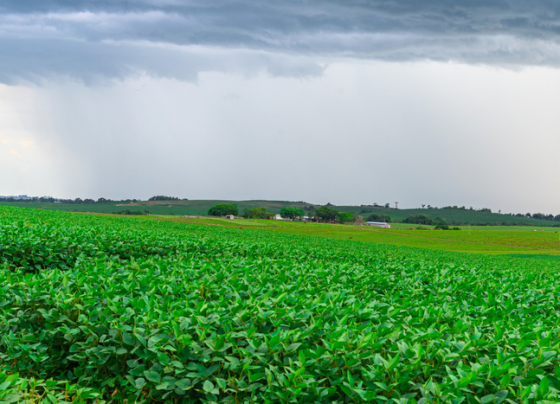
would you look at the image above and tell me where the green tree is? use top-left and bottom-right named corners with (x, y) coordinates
top-left (338, 212), bottom-right (354, 223)
top-left (432, 217), bottom-right (447, 226)
top-left (313, 206), bottom-right (339, 222)
top-left (403, 215), bottom-right (431, 225)
top-left (242, 207), bottom-right (272, 219)
top-left (149, 195), bottom-right (180, 201)
top-left (280, 206), bottom-right (305, 219)
top-left (207, 204), bottom-right (238, 216)
top-left (367, 214), bottom-right (391, 223)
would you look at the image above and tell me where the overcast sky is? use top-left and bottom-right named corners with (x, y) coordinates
top-left (1, 1), bottom-right (560, 213)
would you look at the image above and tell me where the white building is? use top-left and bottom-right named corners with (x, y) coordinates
top-left (273, 214), bottom-right (282, 220)
top-left (225, 215), bottom-right (235, 219)
top-left (366, 221), bottom-right (391, 229)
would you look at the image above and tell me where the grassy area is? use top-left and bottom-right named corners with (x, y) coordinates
top-left (119, 215), bottom-right (560, 255)
top-left (1, 200), bottom-right (557, 226)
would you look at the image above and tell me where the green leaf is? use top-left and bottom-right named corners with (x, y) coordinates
top-left (216, 378), bottom-right (227, 389)
top-left (175, 379), bottom-right (192, 390)
top-left (347, 371), bottom-right (355, 387)
top-left (286, 343), bottom-right (302, 352)
top-left (521, 385), bottom-right (531, 400)
top-left (481, 394), bottom-right (494, 404)
top-left (387, 354), bottom-right (400, 371)
top-left (203, 380), bottom-right (214, 393)
top-left (541, 377), bottom-right (550, 395)
top-left (205, 364), bottom-right (220, 377)
top-left (299, 350), bottom-right (306, 367)
top-left (143, 371), bottom-right (161, 384)
top-left (135, 378), bottom-right (146, 389)
top-left (340, 384), bottom-right (354, 397)
top-left (458, 375), bottom-right (471, 389)
top-left (494, 390), bottom-right (508, 404)
top-left (499, 374), bottom-right (511, 390)
top-left (122, 332), bottom-right (135, 345)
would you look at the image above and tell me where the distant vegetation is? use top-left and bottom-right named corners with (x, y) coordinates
top-left (337, 211), bottom-right (354, 223)
top-left (309, 206), bottom-right (356, 223)
top-left (403, 214), bottom-right (448, 226)
top-left (114, 210), bottom-right (149, 215)
top-left (207, 203), bottom-right (238, 217)
top-left (279, 206), bottom-right (305, 219)
top-left (242, 207), bottom-right (272, 219)
top-left (2, 197), bottom-right (560, 226)
top-left (366, 214), bottom-right (391, 222)
top-left (312, 206), bottom-right (339, 222)
top-left (148, 195), bottom-right (183, 201)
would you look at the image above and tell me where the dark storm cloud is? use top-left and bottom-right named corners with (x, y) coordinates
top-left (2, 1), bottom-right (560, 82)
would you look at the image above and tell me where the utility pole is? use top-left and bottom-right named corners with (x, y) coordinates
top-left (395, 201), bottom-right (398, 210)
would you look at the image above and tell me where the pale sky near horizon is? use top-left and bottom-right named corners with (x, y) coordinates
top-left (1, 1), bottom-right (560, 214)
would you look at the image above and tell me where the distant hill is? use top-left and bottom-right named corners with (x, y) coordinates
top-left (336, 206), bottom-right (556, 226)
top-left (0, 199), bottom-right (557, 226)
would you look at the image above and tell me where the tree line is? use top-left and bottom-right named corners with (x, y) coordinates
top-left (207, 204), bottom-right (357, 223)
top-left (0, 195), bottom-right (187, 204)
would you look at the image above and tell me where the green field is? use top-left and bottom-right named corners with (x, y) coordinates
top-left (2, 206), bottom-right (560, 403)
top-left (141, 216), bottom-right (560, 255)
top-left (0, 200), bottom-right (556, 227)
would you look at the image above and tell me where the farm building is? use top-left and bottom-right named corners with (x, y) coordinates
top-left (273, 214), bottom-right (282, 220)
top-left (225, 215), bottom-right (235, 219)
top-left (366, 221), bottom-right (391, 229)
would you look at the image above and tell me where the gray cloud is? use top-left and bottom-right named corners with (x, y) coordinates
top-left (0, 38), bottom-right (325, 85)
top-left (2, 1), bottom-right (560, 82)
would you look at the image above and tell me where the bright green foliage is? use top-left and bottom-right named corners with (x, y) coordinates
top-left (0, 371), bottom-right (103, 403)
top-left (337, 211), bottom-right (354, 223)
top-left (207, 204), bottom-right (238, 217)
top-left (2, 206), bottom-right (560, 403)
top-left (279, 207), bottom-right (305, 219)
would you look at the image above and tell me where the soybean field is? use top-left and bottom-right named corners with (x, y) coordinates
top-left (1, 206), bottom-right (560, 403)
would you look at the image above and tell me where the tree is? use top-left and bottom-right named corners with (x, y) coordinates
top-left (208, 204), bottom-right (238, 216)
top-left (280, 206), bottom-right (305, 219)
top-left (242, 207), bottom-right (272, 219)
top-left (149, 195), bottom-right (180, 201)
top-left (367, 214), bottom-right (391, 223)
top-left (338, 212), bottom-right (354, 223)
top-left (313, 206), bottom-right (339, 222)
top-left (403, 215), bottom-right (445, 225)
top-left (432, 217), bottom-right (447, 226)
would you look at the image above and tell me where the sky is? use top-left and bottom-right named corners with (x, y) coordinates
top-left (1, 1), bottom-right (560, 213)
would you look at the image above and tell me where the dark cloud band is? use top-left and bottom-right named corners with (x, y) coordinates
top-left (1, 1), bottom-right (560, 82)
